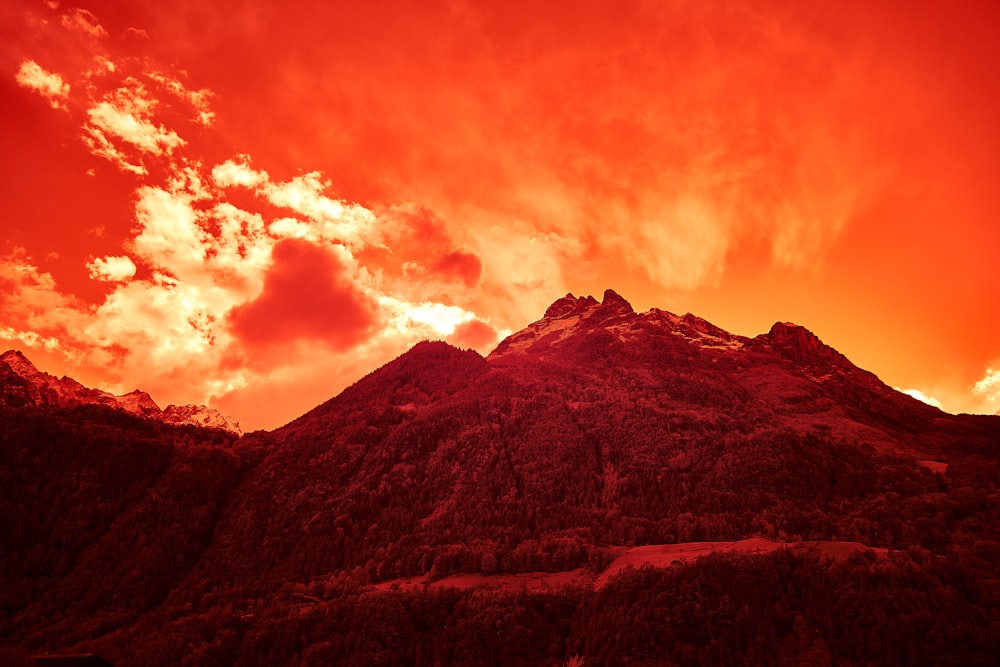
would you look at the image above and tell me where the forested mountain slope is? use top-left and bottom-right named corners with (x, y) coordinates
top-left (2, 291), bottom-right (999, 665)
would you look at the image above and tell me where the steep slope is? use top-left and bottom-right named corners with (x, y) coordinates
top-left (1, 290), bottom-right (999, 665)
top-left (0, 404), bottom-right (243, 654)
top-left (186, 290), bottom-right (997, 587)
top-left (0, 350), bottom-right (241, 434)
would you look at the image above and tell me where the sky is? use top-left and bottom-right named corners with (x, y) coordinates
top-left (2, 0), bottom-right (999, 430)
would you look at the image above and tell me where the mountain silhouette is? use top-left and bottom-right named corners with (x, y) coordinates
top-left (1, 290), bottom-right (998, 665)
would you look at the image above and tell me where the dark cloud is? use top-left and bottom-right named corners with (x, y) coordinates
top-left (447, 319), bottom-right (498, 352)
top-left (357, 204), bottom-right (483, 289)
top-left (229, 238), bottom-right (378, 350)
top-left (432, 250), bottom-right (481, 288)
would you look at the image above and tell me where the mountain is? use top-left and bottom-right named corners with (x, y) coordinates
top-left (0, 350), bottom-right (241, 434)
top-left (2, 291), bottom-right (999, 666)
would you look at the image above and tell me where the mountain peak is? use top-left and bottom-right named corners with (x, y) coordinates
top-left (162, 404), bottom-right (242, 434)
top-left (117, 389), bottom-right (162, 417)
top-left (601, 288), bottom-right (632, 310)
top-left (543, 293), bottom-right (599, 319)
top-left (762, 322), bottom-right (849, 369)
top-left (597, 288), bottom-right (635, 316)
top-left (0, 349), bottom-right (240, 434)
top-left (0, 349), bottom-right (41, 377)
top-left (542, 289), bottom-right (633, 321)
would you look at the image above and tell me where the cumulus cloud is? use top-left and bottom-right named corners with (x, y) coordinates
top-left (0, 326), bottom-right (62, 352)
top-left (386, 299), bottom-right (475, 337)
top-left (3, 4), bottom-right (532, 428)
top-left (212, 158), bottom-right (381, 250)
top-left (4, 46), bottom-right (496, 428)
top-left (229, 239), bottom-right (379, 351)
top-left (262, 173), bottom-right (378, 248)
top-left (973, 368), bottom-right (1000, 404)
top-left (87, 255), bottom-right (137, 282)
top-left (212, 157), bottom-right (268, 188)
top-left (131, 185), bottom-right (212, 281)
top-left (15, 60), bottom-right (70, 109)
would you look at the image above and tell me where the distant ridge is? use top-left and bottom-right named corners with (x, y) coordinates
top-left (0, 349), bottom-right (241, 434)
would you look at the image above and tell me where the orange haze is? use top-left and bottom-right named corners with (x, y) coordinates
top-left (2, 0), bottom-right (999, 429)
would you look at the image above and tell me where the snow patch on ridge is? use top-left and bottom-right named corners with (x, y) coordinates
top-left (490, 291), bottom-right (748, 358)
top-left (0, 349), bottom-right (241, 434)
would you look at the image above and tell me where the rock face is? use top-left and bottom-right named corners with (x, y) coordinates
top-left (763, 321), bottom-right (849, 367)
top-left (0, 350), bottom-right (241, 434)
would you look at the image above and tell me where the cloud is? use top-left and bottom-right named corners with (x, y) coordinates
top-left (0, 326), bottom-right (62, 352)
top-left (146, 71), bottom-right (215, 126)
top-left (212, 157), bottom-right (268, 188)
top-left (262, 172), bottom-right (377, 248)
top-left (629, 195), bottom-right (730, 290)
top-left (131, 185), bottom-right (211, 282)
top-left (0, 249), bottom-right (87, 337)
top-left (14, 60), bottom-right (70, 109)
top-left (87, 255), bottom-right (137, 282)
top-left (85, 80), bottom-right (185, 156)
top-left (430, 251), bottom-right (482, 288)
top-left (464, 225), bottom-right (575, 325)
top-left (973, 368), bottom-right (1000, 404)
top-left (898, 388), bottom-right (943, 409)
top-left (447, 319), bottom-right (499, 352)
top-left (385, 299), bottom-right (474, 337)
top-left (55, 146), bottom-right (491, 424)
top-left (1, 4), bottom-right (527, 428)
top-left (79, 77), bottom-right (190, 175)
top-left (85, 279), bottom-right (222, 362)
top-left (80, 130), bottom-right (147, 175)
top-left (213, 158), bottom-right (381, 250)
top-left (60, 8), bottom-right (108, 39)
top-left (229, 239), bottom-right (379, 351)
top-left (352, 203), bottom-right (488, 309)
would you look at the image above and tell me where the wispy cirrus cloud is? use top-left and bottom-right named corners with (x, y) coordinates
top-left (60, 8), bottom-right (108, 40)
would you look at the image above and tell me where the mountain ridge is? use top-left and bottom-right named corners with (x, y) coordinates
top-left (2, 290), bottom-right (999, 665)
top-left (0, 290), bottom-right (959, 439)
top-left (0, 349), bottom-right (241, 434)
top-left (487, 290), bottom-right (947, 444)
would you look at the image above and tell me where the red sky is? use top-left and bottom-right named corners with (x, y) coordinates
top-left (2, 0), bottom-right (999, 429)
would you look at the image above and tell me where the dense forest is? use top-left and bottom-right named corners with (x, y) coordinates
top-left (2, 293), bottom-right (999, 664)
